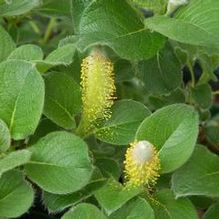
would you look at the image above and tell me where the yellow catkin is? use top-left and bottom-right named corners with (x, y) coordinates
top-left (124, 140), bottom-right (161, 188)
top-left (78, 50), bottom-right (116, 136)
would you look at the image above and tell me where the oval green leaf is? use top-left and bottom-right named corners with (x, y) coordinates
top-left (61, 203), bottom-right (107, 219)
top-left (0, 150), bottom-right (31, 178)
top-left (0, 0), bottom-right (41, 16)
top-left (25, 131), bottom-right (94, 194)
top-left (110, 197), bottom-right (154, 219)
top-left (95, 179), bottom-right (142, 216)
top-left (0, 170), bottom-right (34, 218)
top-left (43, 72), bottom-right (81, 129)
top-left (0, 25), bottom-right (15, 62)
top-left (8, 44), bottom-right (44, 61)
top-left (145, 0), bottom-right (219, 48)
top-left (0, 60), bottom-right (45, 140)
top-left (77, 0), bottom-right (165, 60)
top-left (172, 145), bottom-right (219, 198)
top-left (136, 104), bottom-right (199, 173)
top-left (151, 189), bottom-right (198, 219)
top-left (95, 100), bottom-right (151, 145)
top-left (43, 168), bottom-right (106, 213)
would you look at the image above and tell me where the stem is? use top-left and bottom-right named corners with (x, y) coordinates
top-left (75, 116), bottom-right (94, 138)
top-left (43, 17), bottom-right (56, 44)
top-left (187, 61), bottom-right (195, 87)
top-left (29, 21), bottom-right (40, 34)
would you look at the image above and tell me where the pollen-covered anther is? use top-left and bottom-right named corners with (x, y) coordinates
top-left (124, 140), bottom-right (161, 187)
top-left (80, 51), bottom-right (116, 124)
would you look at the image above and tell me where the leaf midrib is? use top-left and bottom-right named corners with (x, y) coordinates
top-left (46, 95), bottom-right (75, 123)
top-left (9, 66), bottom-right (35, 132)
top-left (27, 160), bottom-right (90, 169)
top-left (0, 182), bottom-right (23, 203)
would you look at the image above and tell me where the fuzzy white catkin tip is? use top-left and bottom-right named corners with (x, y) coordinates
top-left (132, 140), bottom-right (154, 165)
top-left (169, 0), bottom-right (188, 5)
top-left (167, 0), bottom-right (188, 15)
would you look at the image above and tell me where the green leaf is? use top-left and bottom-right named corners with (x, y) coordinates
top-left (151, 189), bottom-right (198, 219)
top-left (136, 104), bottom-right (199, 173)
top-left (61, 203), bottom-right (107, 219)
top-left (45, 44), bottom-right (75, 63)
top-left (0, 119), bottom-right (10, 152)
top-left (145, 0), bottom-right (219, 48)
top-left (70, 0), bottom-right (92, 34)
top-left (95, 180), bottom-right (142, 215)
top-left (8, 44), bottom-right (43, 61)
top-left (28, 118), bottom-right (61, 145)
top-left (190, 196), bottom-right (213, 209)
top-left (203, 202), bottom-right (219, 219)
top-left (43, 72), bottom-right (81, 129)
top-left (0, 150), bottom-right (31, 177)
top-left (190, 84), bottom-right (213, 109)
top-left (205, 115), bottom-right (219, 147)
top-left (198, 54), bottom-right (218, 83)
top-left (149, 88), bottom-right (185, 110)
top-left (95, 158), bottom-right (121, 179)
top-left (0, 60), bottom-right (45, 140)
top-left (58, 35), bottom-right (79, 47)
top-left (138, 43), bottom-right (182, 95)
top-left (131, 0), bottom-right (167, 14)
top-left (0, 170), bottom-right (34, 218)
top-left (95, 100), bottom-right (151, 145)
top-left (114, 59), bottom-right (134, 82)
top-left (0, 25), bottom-right (16, 62)
top-left (25, 131), bottom-right (94, 194)
top-left (38, 0), bottom-right (71, 18)
top-left (172, 145), bottom-right (219, 198)
top-left (0, 0), bottom-right (41, 16)
top-left (36, 44), bottom-right (76, 73)
top-left (43, 169), bottom-right (106, 212)
top-left (77, 0), bottom-right (165, 60)
top-left (110, 197), bottom-right (154, 219)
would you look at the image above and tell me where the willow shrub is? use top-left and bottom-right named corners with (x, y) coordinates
top-left (0, 0), bottom-right (219, 218)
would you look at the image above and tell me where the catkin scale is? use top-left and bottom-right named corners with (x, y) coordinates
top-left (77, 51), bottom-right (116, 136)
